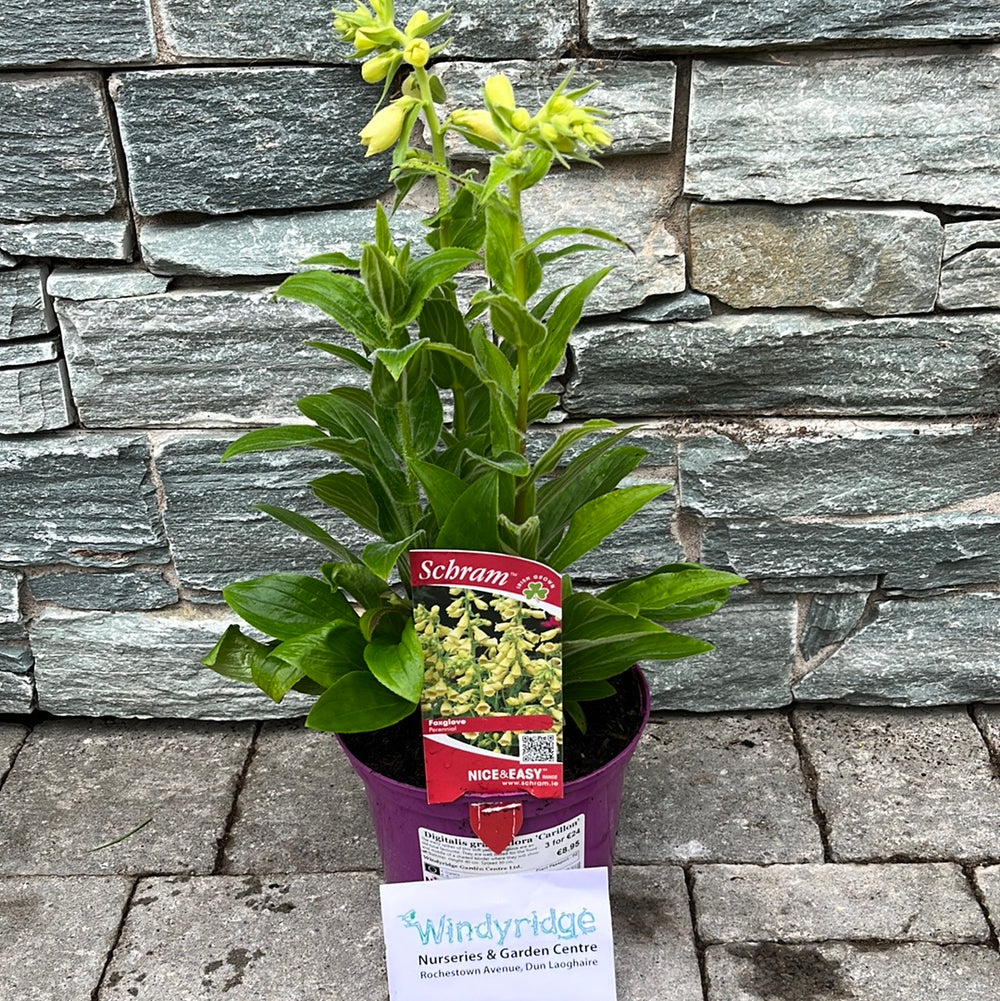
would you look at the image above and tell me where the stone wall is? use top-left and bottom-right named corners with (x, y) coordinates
top-left (2, 1), bottom-right (998, 718)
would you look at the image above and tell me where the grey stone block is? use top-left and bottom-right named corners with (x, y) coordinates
top-left (223, 722), bottom-right (379, 874)
top-left (974, 864), bottom-right (1000, 938)
top-left (159, 0), bottom-right (577, 61)
top-left (47, 266), bottom-right (170, 300)
top-left (588, 0), bottom-right (1000, 51)
top-left (760, 576), bottom-right (879, 595)
top-left (702, 513), bottom-right (1000, 590)
top-left (31, 607), bottom-right (314, 719)
top-left (59, 288), bottom-right (365, 427)
top-left (0, 267), bottom-right (52, 339)
top-left (521, 157), bottom-right (685, 313)
top-left (0, 433), bottom-right (168, 568)
top-left (940, 247), bottom-right (1000, 309)
top-left (566, 313), bottom-right (1000, 416)
top-left (138, 205), bottom-right (406, 277)
top-left (0, 719), bottom-right (253, 875)
top-left (693, 862), bottom-right (989, 944)
top-left (0, 361), bottom-right (73, 433)
top-left (621, 291), bottom-right (712, 322)
top-left (616, 715), bottom-right (823, 864)
top-left (0, 672), bottom-right (32, 713)
top-left (27, 569), bottom-right (179, 611)
top-left (795, 707), bottom-right (1000, 862)
top-left (646, 592), bottom-right (795, 712)
top-left (687, 51), bottom-right (1000, 208)
top-left (436, 59), bottom-right (675, 157)
top-left (154, 431), bottom-right (372, 592)
top-left (0, 339), bottom-right (58, 366)
top-left (689, 202), bottom-right (943, 315)
top-left (611, 865), bottom-right (703, 1001)
top-left (704, 941), bottom-right (1000, 1001)
top-left (0, 571), bottom-right (18, 624)
top-left (1, 0), bottom-right (154, 68)
top-left (102, 872), bottom-right (385, 999)
top-left (110, 68), bottom-right (390, 217)
top-left (800, 592), bottom-right (870, 662)
top-left (794, 594), bottom-right (1000, 705)
top-left (0, 723), bottom-right (27, 772)
top-left (0, 215), bottom-right (133, 260)
top-left (0, 74), bottom-right (121, 221)
top-left (679, 422), bottom-right (1000, 519)
top-left (0, 875), bottom-right (132, 1001)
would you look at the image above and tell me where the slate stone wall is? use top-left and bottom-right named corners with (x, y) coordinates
top-left (2, 2), bottom-right (998, 718)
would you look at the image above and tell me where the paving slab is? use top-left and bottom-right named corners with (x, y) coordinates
top-left (794, 707), bottom-right (1000, 863)
top-left (0, 719), bottom-right (253, 875)
top-left (0, 721), bottom-right (27, 775)
top-left (973, 865), bottom-right (1000, 940)
top-left (101, 873), bottom-right (384, 999)
top-left (0, 875), bottom-right (131, 1001)
top-left (693, 863), bottom-right (989, 944)
top-left (223, 721), bottom-right (380, 874)
top-left (611, 864), bottom-right (703, 1001)
top-left (615, 715), bottom-right (824, 864)
top-left (704, 941), bottom-right (1000, 1001)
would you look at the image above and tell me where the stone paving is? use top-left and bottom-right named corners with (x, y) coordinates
top-left (2, 708), bottom-right (1000, 999)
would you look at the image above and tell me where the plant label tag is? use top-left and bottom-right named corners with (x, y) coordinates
top-left (380, 867), bottom-right (616, 1001)
top-left (411, 549), bottom-right (563, 805)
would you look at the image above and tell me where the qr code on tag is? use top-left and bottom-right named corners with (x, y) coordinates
top-left (519, 732), bottom-right (557, 764)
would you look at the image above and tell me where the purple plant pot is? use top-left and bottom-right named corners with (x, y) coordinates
top-left (338, 667), bottom-right (650, 882)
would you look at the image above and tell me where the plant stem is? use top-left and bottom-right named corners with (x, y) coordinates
top-left (414, 66), bottom-right (452, 241)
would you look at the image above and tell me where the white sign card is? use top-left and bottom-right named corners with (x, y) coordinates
top-left (380, 867), bottom-right (617, 1001)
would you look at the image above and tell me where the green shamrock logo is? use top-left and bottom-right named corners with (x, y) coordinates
top-left (522, 581), bottom-right (549, 601)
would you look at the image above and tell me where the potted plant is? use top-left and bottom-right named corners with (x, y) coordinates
top-left (203, 0), bottom-right (744, 881)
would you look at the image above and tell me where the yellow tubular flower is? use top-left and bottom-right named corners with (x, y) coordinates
top-left (359, 99), bottom-right (415, 155)
top-left (403, 37), bottom-right (430, 67)
top-left (450, 108), bottom-right (503, 145)
top-left (361, 51), bottom-right (397, 83)
top-left (484, 73), bottom-right (515, 111)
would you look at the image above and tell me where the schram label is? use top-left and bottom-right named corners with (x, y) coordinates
top-left (410, 550), bottom-right (563, 805)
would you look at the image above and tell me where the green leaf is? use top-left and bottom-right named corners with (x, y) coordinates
top-left (521, 226), bottom-right (627, 256)
top-left (547, 484), bottom-right (669, 571)
top-left (406, 375), bottom-right (445, 458)
top-left (223, 574), bottom-right (354, 641)
top-left (529, 267), bottom-right (612, 392)
top-left (527, 419), bottom-right (617, 483)
top-left (411, 458), bottom-right (466, 526)
top-left (565, 629), bottom-right (714, 682)
top-left (435, 472), bottom-right (501, 551)
top-left (399, 249), bottom-right (479, 326)
top-left (305, 340), bottom-right (373, 372)
top-left (221, 425), bottom-right (329, 461)
top-left (600, 566), bottom-right (748, 620)
top-left (484, 291), bottom-right (548, 349)
top-left (468, 450), bottom-right (531, 477)
top-left (564, 679), bottom-right (617, 702)
top-left (251, 654), bottom-right (306, 703)
top-left (269, 621), bottom-right (367, 689)
top-left (565, 699), bottom-right (587, 734)
top-left (253, 504), bottom-right (356, 562)
top-left (311, 472), bottom-right (380, 534)
top-left (305, 671), bottom-right (417, 733)
top-left (276, 271), bottom-right (386, 349)
top-left (373, 339), bottom-right (428, 381)
top-left (364, 620), bottom-right (423, 702)
top-left (297, 389), bottom-right (398, 470)
top-left (362, 533), bottom-right (421, 581)
top-left (361, 243), bottom-right (408, 325)
top-left (322, 562), bottom-right (393, 609)
top-left (202, 625), bottom-right (276, 684)
top-left (299, 251), bottom-right (360, 269)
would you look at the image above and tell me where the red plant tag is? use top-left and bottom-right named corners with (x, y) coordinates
top-left (411, 549), bottom-right (564, 806)
top-left (468, 802), bottom-right (524, 855)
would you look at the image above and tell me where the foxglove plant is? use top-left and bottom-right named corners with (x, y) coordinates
top-left (204, 0), bottom-right (744, 739)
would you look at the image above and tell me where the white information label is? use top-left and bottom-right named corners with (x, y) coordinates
top-left (418, 814), bottom-right (585, 880)
top-left (380, 867), bottom-right (616, 1001)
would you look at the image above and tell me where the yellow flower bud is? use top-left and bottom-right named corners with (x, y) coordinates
top-left (353, 26), bottom-right (379, 52)
top-left (359, 99), bottom-right (411, 156)
top-left (405, 9), bottom-right (429, 33)
top-left (403, 37), bottom-right (430, 67)
top-left (510, 107), bottom-right (532, 132)
top-left (484, 73), bottom-right (515, 111)
top-left (361, 51), bottom-right (397, 83)
top-left (451, 108), bottom-right (503, 145)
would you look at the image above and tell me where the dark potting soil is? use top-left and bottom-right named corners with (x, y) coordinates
top-left (341, 668), bottom-right (645, 788)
